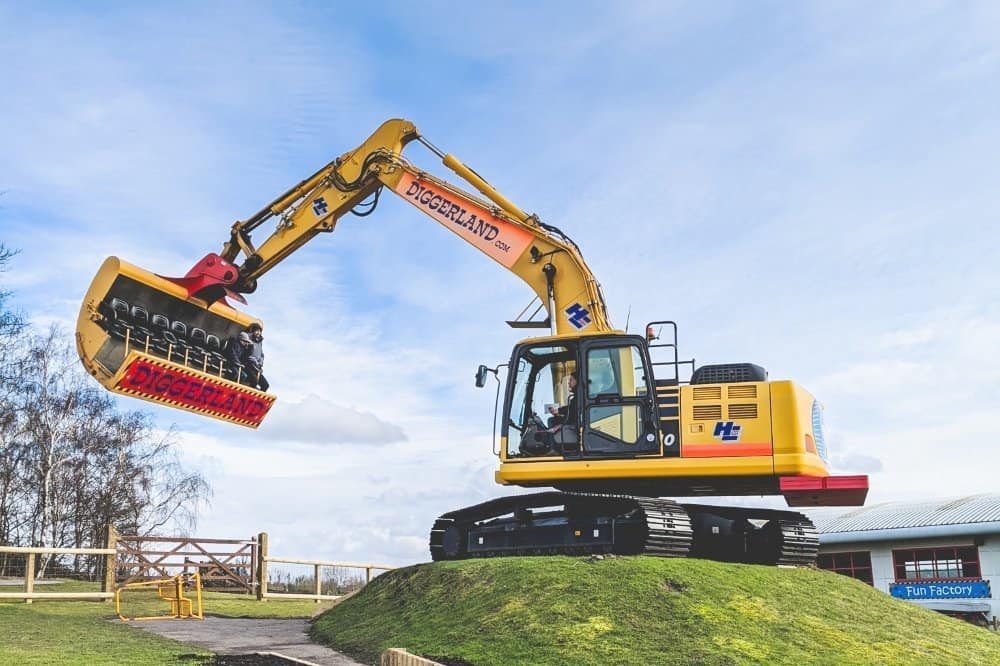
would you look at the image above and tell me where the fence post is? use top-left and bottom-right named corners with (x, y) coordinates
top-left (314, 564), bottom-right (322, 603)
top-left (256, 532), bottom-right (268, 601)
top-left (24, 553), bottom-right (35, 605)
top-left (367, 566), bottom-right (372, 584)
top-left (103, 524), bottom-right (118, 602)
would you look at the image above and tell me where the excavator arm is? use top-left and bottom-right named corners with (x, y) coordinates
top-left (207, 118), bottom-right (612, 336)
top-left (76, 119), bottom-right (614, 426)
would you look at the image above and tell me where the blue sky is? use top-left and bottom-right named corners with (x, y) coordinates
top-left (1, 2), bottom-right (998, 565)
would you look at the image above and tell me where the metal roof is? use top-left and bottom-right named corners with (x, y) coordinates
top-left (808, 494), bottom-right (1000, 535)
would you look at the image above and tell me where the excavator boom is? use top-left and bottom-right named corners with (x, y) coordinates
top-left (77, 119), bottom-right (612, 424)
top-left (220, 119), bottom-right (612, 336)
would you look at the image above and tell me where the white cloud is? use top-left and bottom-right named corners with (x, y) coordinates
top-left (830, 452), bottom-right (884, 475)
top-left (810, 359), bottom-right (935, 406)
top-left (259, 394), bottom-right (406, 446)
top-left (876, 326), bottom-right (938, 350)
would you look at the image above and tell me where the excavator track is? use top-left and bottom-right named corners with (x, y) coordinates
top-left (773, 516), bottom-right (820, 566)
top-left (680, 503), bottom-right (819, 565)
top-left (429, 492), bottom-right (693, 561)
top-left (429, 493), bottom-right (818, 566)
top-left (632, 497), bottom-right (693, 558)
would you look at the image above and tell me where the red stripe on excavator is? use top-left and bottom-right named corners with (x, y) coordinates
top-left (681, 443), bottom-right (774, 458)
top-left (114, 355), bottom-right (273, 427)
top-left (780, 475), bottom-right (869, 507)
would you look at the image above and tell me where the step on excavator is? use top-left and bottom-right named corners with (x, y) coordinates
top-left (77, 119), bottom-right (868, 565)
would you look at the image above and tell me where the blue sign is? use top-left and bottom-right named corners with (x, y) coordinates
top-left (713, 421), bottom-right (742, 442)
top-left (890, 580), bottom-right (991, 600)
top-left (565, 303), bottom-right (592, 330)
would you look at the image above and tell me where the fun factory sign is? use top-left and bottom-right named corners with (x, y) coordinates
top-left (890, 580), bottom-right (991, 600)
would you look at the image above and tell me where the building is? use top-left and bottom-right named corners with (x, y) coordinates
top-left (810, 494), bottom-right (999, 629)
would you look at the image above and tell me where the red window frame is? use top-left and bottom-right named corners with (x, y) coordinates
top-left (892, 545), bottom-right (981, 582)
top-left (816, 551), bottom-right (873, 585)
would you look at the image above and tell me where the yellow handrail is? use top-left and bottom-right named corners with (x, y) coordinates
top-left (115, 572), bottom-right (203, 621)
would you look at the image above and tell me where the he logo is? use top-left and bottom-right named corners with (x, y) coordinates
top-left (713, 421), bottom-right (742, 442)
top-left (565, 303), bottom-right (592, 330)
top-left (312, 197), bottom-right (328, 216)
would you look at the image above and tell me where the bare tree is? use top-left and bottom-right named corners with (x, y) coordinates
top-left (0, 244), bottom-right (212, 578)
top-left (0, 242), bottom-right (26, 572)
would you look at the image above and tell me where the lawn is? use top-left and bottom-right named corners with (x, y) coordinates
top-left (6, 561), bottom-right (1000, 666)
top-left (0, 580), bottom-right (327, 665)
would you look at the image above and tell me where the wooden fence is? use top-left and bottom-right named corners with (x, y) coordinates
top-left (1, 528), bottom-right (391, 604)
top-left (0, 538), bottom-right (116, 604)
top-left (255, 532), bottom-right (393, 602)
top-left (115, 530), bottom-right (257, 593)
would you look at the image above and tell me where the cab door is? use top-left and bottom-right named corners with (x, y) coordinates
top-left (581, 339), bottom-right (659, 456)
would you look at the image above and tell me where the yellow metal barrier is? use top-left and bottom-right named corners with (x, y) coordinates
top-left (115, 572), bottom-right (203, 621)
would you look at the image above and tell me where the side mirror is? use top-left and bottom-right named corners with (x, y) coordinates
top-left (475, 365), bottom-right (490, 388)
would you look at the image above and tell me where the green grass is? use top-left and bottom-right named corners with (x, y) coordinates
top-left (0, 580), bottom-right (327, 665)
top-left (311, 556), bottom-right (1000, 666)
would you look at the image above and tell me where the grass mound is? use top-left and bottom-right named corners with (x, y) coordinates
top-left (311, 556), bottom-right (1000, 666)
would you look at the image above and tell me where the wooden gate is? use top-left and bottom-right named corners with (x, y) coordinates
top-left (116, 535), bottom-right (258, 593)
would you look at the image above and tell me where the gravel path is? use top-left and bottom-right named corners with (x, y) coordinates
top-left (130, 617), bottom-right (363, 665)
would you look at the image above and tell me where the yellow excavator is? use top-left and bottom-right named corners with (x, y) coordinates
top-left (76, 119), bottom-right (868, 564)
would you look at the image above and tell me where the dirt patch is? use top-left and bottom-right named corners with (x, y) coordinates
top-left (212, 656), bottom-right (306, 665)
top-left (178, 656), bottom-right (312, 665)
top-left (424, 657), bottom-right (473, 666)
top-left (663, 578), bottom-right (688, 593)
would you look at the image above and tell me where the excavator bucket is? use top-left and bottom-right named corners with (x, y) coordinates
top-left (76, 257), bottom-right (275, 428)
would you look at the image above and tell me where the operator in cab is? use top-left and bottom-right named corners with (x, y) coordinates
top-left (522, 372), bottom-right (580, 458)
top-left (548, 373), bottom-right (579, 429)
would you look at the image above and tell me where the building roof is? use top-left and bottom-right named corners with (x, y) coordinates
top-left (809, 494), bottom-right (1000, 536)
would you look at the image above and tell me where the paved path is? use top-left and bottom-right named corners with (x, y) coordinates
top-left (131, 617), bottom-right (363, 665)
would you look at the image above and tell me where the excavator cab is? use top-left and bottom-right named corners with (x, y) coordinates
top-left (495, 328), bottom-right (868, 508)
top-left (76, 257), bottom-right (275, 428)
top-left (502, 334), bottom-right (660, 460)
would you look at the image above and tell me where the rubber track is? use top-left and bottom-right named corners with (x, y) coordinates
top-left (775, 515), bottom-right (819, 566)
top-left (633, 497), bottom-right (693, 558)
top-left (429, 494), bottom-right (694, 560)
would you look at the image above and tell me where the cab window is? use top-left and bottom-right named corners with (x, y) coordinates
top-left (588, 404), bottom-right (642, 445)
top-left (504, 345), bottom-right (575, 458)
top-left (586, 345), bottom-right (646, 399)
top-left (584, 344), bottom-right (654, 454)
